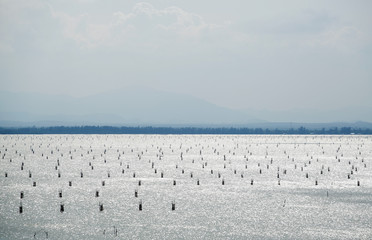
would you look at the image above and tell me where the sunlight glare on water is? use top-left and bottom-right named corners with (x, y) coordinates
top-left (0, 135), bottom-right (371, 239)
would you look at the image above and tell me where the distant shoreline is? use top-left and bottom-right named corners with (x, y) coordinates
top-left (1, 126), bottom-right (371, 135)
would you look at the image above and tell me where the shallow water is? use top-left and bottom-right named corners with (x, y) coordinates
top-left (0, 135), bottom-right (371, 239)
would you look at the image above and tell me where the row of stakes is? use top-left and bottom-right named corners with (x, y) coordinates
top-left (15, 173), bottom-right (249, 214)
top-left (19, 200), bottom-right (174, 214)
top-left (10, 157), bottom-right (365, 184)
top-left (9, 150), bottom-right (367, 174)
top-left (17, 178), bottom-right (178, 214)
top-left (5, 148), bottom-right (367, 178)
top-left (4, 141), bottom-right (367, 177)
top-left (7, 162), bottom-right (363, 188)
top-left (2, 143), bottom-right (369, 165)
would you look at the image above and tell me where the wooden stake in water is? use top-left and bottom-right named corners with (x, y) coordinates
top-left (19, 202), bottom-right (23, 214)
top-left (172, 200), bottom-right (176, 211)
top-left (99, 202), bottom-right (104, 212)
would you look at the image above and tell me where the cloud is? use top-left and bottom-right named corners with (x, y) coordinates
top-left (50, 8), bottom-right (112, 48)
top-left (50, 2), bottom-right (225, 49)
top-left (1, 0), bottom-right (371, 114)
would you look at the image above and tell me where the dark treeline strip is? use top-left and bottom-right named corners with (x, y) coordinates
top-left (0, 126), bottom-right (371, 135)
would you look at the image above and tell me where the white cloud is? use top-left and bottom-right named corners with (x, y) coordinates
top-left (49, 2), bottom-right (226, 49)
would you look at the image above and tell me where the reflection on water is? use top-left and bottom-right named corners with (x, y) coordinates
top-left (0, 135), bottom-right (371, 239)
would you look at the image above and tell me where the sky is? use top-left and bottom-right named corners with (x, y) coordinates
top-left (1, 0), bottom-right (371, 115)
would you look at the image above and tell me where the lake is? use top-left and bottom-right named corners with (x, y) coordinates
top-left (1, 135), bottom-right (371, 239)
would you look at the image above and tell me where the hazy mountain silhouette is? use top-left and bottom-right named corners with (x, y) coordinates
top-left (247, 107), bottom-right (372, 123)
top-left (0, 87), bottom-right (261, 126)
top-left (1, 87), bottom-right (371, 127)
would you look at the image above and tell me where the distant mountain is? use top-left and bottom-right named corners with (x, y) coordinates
top-left (245, 107), bottom-right (372, 123)
top-left (1, 87), bottom-right (371, 128)
top-left (234, 121), bottom-right (372, 130)
top-left (0, 87), bottom-right (261, 126)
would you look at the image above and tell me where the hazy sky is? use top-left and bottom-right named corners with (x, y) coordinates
top-left (1, 0), bottom-right (371, 112)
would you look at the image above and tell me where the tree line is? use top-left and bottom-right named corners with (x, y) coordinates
top-left (0, 126), bottom-right (371, 134)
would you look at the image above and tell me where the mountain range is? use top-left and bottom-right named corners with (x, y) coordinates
top-left (0, 87), bottom-right (371, 128)
top-left (0, 87), bottom-right (259, 126)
